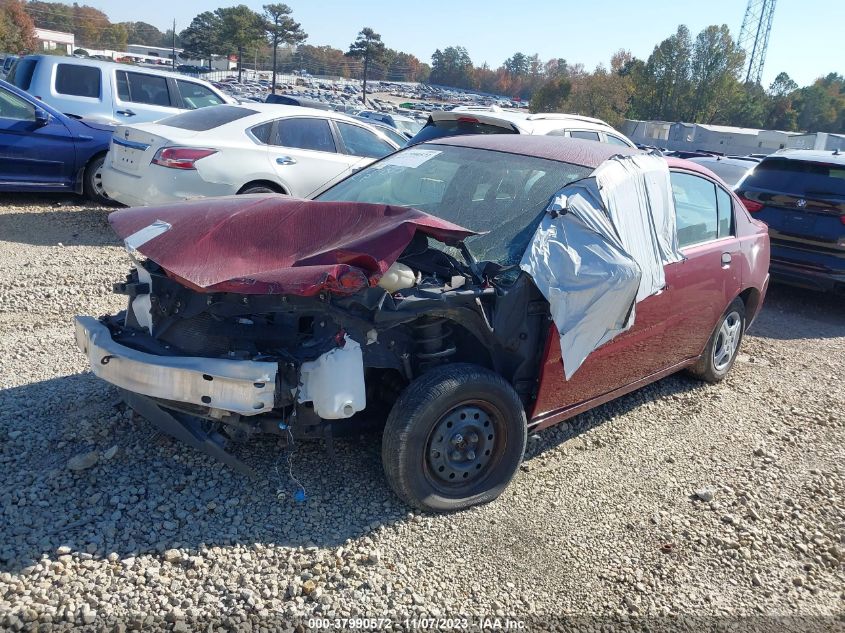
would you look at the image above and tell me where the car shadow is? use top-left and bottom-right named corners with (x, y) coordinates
top-left (0, 366), bottom-right (708, 574)
top-left (0, 203), bottom-right (120, 248)
top-left (748, 282), bottom-right (845, 341)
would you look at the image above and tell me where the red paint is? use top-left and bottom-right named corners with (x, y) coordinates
top-left (530, 164), bottom-right (770, 428)
top-left (108, 196), bottom-right (476, 296)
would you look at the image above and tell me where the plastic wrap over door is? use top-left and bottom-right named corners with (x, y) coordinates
top-left (593, 154), bottom-right (682, 302)
top-left (520, 186), bottom-right (641, 380)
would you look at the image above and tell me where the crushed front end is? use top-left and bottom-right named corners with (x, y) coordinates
top-left (75, 198), bottom-right (550, 475)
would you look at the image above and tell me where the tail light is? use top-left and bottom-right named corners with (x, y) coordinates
top-left (738, 196), bottom-right (764, 213)
top-left (152, 147), bottom-right (217, 170)
top-left (840, 215), bottom-right (845, 226)
top-left (456, 116), bottom-right (479, 124)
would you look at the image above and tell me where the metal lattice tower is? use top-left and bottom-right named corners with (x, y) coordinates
top-left (738, 0), bottom-right (778, 84)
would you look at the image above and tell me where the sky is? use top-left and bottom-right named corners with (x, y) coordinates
top-left (90, 0), bottom-right (842, 87)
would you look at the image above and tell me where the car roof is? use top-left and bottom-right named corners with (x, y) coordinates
top-left (432, 106), bottom-right (617, 132)
top-left (687, 156), bottom-right (756, 169)
top-left (764, 149), bottom-right (845, 165)
top-left (20, 54), bottom-right (190, 80)
top-left (426, 135), bottom-right (640, 168)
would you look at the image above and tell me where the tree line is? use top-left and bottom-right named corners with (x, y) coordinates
top-left (3, 1), bottom-right (842, 133)
top-left (430, 25), bottom-right (844, 133)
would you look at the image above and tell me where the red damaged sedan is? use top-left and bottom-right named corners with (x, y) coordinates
top-left (74, 136), bottom-right (770, 511)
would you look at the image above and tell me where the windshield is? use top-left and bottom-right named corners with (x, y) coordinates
top-left (317, 144), bottom-right (592, 265)
top-left (409, 117), bottom-right (517, 145)
top-left (689, 159), bottom-right (750, 188)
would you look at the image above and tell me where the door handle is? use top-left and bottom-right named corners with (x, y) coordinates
top-left (275, 156), bottom-right (297, 165)
top-left (116, 109), bottom-right (136, 117)
top-left (721, 252), bottom-right (732, 266)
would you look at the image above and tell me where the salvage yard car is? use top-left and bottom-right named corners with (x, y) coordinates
top-left (101, 104), bottom-right (402, 205)
top-left (74, 136), bottom-right (770, 511)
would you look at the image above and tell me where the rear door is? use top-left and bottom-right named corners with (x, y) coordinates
top-left (173, 79), bottom-right (226, 110)
top-left (114, 70), bottom-right (181, 123)
top-left (668, 170), bottom-right (742, 359)
top-left (265, 117), bottom-right (358, 197)
top-left (0, 85), bottom-right (75, 187)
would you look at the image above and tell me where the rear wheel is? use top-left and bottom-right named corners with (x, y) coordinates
top-left (382, 363), bottom-right (527, 512)
top-left (83, 155), bottom-right (111, 205)
top-left (239, 183), bottom-right (284, 195)
top-left (688, 298), bottom-right (746, 383)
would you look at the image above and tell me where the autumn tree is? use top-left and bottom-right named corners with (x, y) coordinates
top-left (263, 3), bottom-right (306, 94)
top-left (346, 27), bottom-right (386, 105)
top-left (0, 0), bottom-right (36, 53)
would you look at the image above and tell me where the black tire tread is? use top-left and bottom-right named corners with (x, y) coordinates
top-left (382, 363), bottom-right (527, 512)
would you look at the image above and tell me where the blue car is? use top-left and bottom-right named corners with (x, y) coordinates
top-left (0, 79), bottom-right (113, 203)
top-left (735, 149), bottom-right (845, 293)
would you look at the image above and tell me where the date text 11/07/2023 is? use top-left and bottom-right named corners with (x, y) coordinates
top-left (307, 617), bottom-right (527, 630)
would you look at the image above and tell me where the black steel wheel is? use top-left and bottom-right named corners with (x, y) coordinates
top-left (382, 363), bottom-right (527, 512)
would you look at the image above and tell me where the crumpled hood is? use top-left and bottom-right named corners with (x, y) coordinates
top-left (108, 195), bottom-right (476, 296)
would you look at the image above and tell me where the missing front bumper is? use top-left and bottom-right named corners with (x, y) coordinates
top-left (74, 316), bottom-right (278, 416)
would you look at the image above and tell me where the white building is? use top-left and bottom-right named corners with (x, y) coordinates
top-left (623, 119), bottom-right (803, 155)
top-left (34, 28), bottom-right (74, 55)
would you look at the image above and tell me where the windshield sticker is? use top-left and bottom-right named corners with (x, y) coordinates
top-left (377, 149), bottom-right (441, 169)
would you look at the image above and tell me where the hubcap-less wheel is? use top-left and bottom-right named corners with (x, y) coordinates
top-left (713, 310), bottom-right (741, 371)
top-left (427, 402), bottom-right (499, 486)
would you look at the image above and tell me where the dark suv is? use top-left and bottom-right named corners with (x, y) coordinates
top-left (735, 150), bottom-right (845, 292)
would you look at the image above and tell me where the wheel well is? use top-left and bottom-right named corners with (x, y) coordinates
top-left (77, 150), bottom-right (108, 194)
top-left (738, 287), bottom-right (762, 323)
top-left (237, 180), bottom-right (286, 194)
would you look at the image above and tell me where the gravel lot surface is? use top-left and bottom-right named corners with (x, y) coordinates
top-left (0, 196), bottom-right (842, 630)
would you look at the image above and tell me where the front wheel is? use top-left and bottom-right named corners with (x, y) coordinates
top-left (83, 155), bottom-right (112, 205)
top-left (382, 363), bottom-right (527, 512)
top-left (688, 298), bottom-right (746, 383)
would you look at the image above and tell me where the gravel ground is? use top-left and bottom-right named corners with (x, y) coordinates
top-left (0, 196), bottom-right (842, 631)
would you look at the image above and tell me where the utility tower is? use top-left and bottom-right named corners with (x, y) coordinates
top-left (738, 0), bottom-right (778, 84)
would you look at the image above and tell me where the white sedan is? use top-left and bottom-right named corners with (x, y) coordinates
top-left (101, 104), bottom-right (402, 206)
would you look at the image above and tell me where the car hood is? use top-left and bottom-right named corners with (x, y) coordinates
top-left (108, 195), bottom-right (476, 296)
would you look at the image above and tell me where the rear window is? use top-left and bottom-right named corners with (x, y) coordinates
top-left (742, 157), bottom-right (845, 198)
top-left (158, 105), bottom-right (257, 131)
top-left (55, 64), bottom-right (101, 98)
top-left (7, 59), bottom-right (37, 91)
top-left (410, 118), bottom-right (517, 144)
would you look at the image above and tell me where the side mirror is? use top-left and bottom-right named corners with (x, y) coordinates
top-left (34, 107), bottom-right (50, 126)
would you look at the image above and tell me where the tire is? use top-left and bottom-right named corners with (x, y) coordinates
top-left (382, 363), bottom-right (527, 512)
top-left (83, 155), bottom-right (112, 205)
top-left (239, 184), bottom-right (282, 195)
top-left (688, 298), bottom-right (746, 383)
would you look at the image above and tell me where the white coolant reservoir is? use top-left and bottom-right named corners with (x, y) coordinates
top-left (297, 336), bottom-right (366, 419)
top-left (378, 262), bottom-right (416, 293)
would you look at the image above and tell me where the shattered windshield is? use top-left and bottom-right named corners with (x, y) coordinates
top-left (317, 144), bottom-right (592, 265)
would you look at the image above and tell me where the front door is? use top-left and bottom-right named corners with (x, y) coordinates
top-left (0, 86), bottom-right (74, 188)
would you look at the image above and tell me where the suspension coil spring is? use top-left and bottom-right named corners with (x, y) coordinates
top-left (413, 317), bottom-right (456, 368)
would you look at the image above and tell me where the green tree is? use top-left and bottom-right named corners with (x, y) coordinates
top-left (430, 46), bottom-right (475, 89)
top-left (504, 52), bottom-right (529, 77)
top-left (530, 77), bottom-right (572, 113)
top-left (180, 12), bottom-right (223, 67)
top-left (101, 23), bottom-right (128, 51)
top-left (216, 5), bottom-right (265, 81)
top-left (120, 21), bottom-right (164, 46)
top-left (346, 27), bottom-right (386, 105)
top-left (687, 25), bottom-right (745, 121)
top-left (24, 1), bottom-right (73, 33)
top-left (263, 3), bottom-right (306, 94)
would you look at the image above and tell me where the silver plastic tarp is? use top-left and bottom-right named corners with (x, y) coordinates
top-left (520, 154), bottom-right (683, 379)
